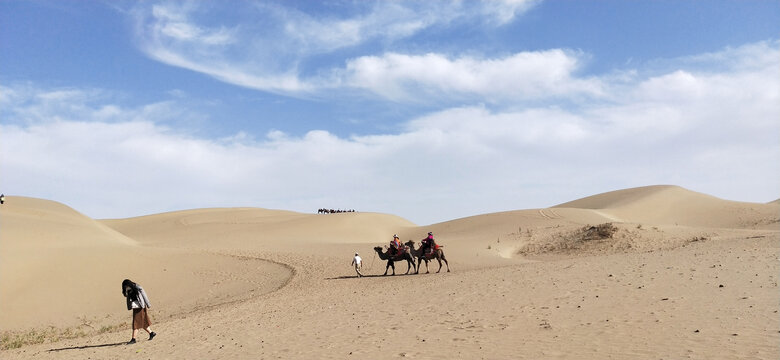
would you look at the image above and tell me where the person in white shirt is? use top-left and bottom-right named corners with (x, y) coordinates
top-left (351, 252), bottom-right (363, 277)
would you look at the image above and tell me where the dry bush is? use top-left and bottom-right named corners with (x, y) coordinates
top-left (517, 223), bottom-right (620, 255)
top-left (581, 223), bottom-right (618, 241)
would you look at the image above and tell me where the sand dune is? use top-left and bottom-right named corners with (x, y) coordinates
top-left (1, 186), bottom-right (778, 359)
top-left (0, 198), bottom-right (292, 331)
top-left (554, 185), bottom-right (780, 229)
top-left (102, 208), bottom-right (417, 252)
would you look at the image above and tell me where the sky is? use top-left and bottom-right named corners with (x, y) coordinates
top-left (1, 0), bottom-right (778, 225)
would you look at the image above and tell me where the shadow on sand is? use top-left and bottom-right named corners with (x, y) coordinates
top-left (48, 342), bottom-right (126, 352)
top-left (325, 273), bottom-right (417, 280)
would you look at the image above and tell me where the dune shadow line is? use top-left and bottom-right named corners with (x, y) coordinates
top-left (48, 342), bottom-right (126, 352)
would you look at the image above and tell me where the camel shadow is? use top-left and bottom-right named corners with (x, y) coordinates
top-left (48, 341), bottom-right (126, 352)
top-left (325, 273), bottom-right (414, 280)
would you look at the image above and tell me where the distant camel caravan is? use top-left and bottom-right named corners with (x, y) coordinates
top-left (317, 208), bottom-right (356, 214)
top-left (373, 246), bottom-right (416, 276)
top-left (406, 240), bottom-right (450, 274)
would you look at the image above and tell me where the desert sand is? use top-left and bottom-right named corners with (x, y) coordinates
top-left (1, 185), bottom-right (778, 359)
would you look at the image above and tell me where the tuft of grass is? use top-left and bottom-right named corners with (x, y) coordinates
top-left (2, 328), bottom-right (54, 350)
top-left (1, 321), bottom-right (127, 350)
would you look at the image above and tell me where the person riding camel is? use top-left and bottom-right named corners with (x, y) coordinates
top-left (389, 234), bottom-right (402, 256)
top-left (421, 232), bottom-right (436, 256)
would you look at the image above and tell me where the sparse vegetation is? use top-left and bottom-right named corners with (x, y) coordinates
top-left (1, 322), bottom-right (125, 350)
top-left (689, 236), bottom-right (708, 243)
top-left (517, 223), bottom-right (622, 255)
top-left (2, 328), bottom-right (59, 350)
top-left (581, 223), bottom-right (619, 241)
top-left (515, 221), bottom-right (725, 257)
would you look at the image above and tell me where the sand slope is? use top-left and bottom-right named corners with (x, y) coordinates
top-left (1, 186), bottom-right (778, 359)
top-left (0, 197), bottom-right (292, 331)
top-left (554, 185), bottom-right (780, 229)
top-left (103, 208), bottom-right (416, 249)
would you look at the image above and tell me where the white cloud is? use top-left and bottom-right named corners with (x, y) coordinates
top-left (277, 2), bottom-right (437, 53)
top-left (341, 50), bottom-right (604, 101)
top-left (2, 40), bottom-right (778, 224)
top-left (149, 3), bottom-right (236, 45)
top-left (131, 1), bottom-right (543, 99)
top-left (480, 0), bottom-right (540, 25)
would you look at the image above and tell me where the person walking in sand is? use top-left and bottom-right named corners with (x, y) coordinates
top-left (122, 279), bottom-right (157, 344)
top-left (352, 252), bottom-right (363, 277)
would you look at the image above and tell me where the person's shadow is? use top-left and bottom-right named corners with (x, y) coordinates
top-left (324, 274), bottom-right (413, 280)
top-left (48, 341), bottom-right (126, 352)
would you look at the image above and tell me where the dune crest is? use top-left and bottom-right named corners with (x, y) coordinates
top-left (554, 185), bottom-right (779, 228)
top-left (102, 208), bottom-right (417, 248)
top-left (2, 196), bottom-right (137, 247)
top-left (0, 197), bottom-right (292, 332)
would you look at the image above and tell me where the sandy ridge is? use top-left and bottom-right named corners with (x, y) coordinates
top-left (1, 185), bottom-right (778, 359)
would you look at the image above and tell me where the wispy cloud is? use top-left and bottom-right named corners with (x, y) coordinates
top-left (131, 0), bottom-right (542, 99)
top-left (2, 41), bottom-right (778, 223)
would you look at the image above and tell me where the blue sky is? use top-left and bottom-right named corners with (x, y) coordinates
top-left (1, 0), bottom-right (778, 225)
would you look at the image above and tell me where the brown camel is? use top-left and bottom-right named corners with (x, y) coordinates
top-left (405, 240), bottom-right (450, 274)
top-left (373, 246), bottom-right (416, 276)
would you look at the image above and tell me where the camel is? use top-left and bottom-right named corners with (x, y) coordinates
top-left (405, 240), bottom-right (450, 274)
top-left (373, 246), bottom-right (416, 276)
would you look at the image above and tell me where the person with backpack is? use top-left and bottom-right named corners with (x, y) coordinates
top-left (121, 279), bottom-right (157, 344)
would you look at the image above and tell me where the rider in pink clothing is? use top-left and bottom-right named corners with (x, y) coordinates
top-left (421, 232), bottom-right (435, 255)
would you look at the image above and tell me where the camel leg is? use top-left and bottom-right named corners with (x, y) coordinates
top-left (442, 255), bottom-right (450, 272)
top-left (383, 261), bottom-right (391, 276)
top-left (390, 261), bottom-right (396, 275)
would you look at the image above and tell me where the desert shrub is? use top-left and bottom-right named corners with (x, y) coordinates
top-left (581, 223), bottom-right (618, 241)
top-left (517, 223), bottom-right (620, 255)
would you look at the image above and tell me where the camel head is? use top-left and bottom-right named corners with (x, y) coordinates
top-left (373, 246), bottom-right (383, 253)
top-left (404, 240), bottom-right (416, 248)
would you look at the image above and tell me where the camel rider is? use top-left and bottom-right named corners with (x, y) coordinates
top-left (389, 234), bottom-right (402, 256)
top-left (421, 232), bottom-right (436, 255)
